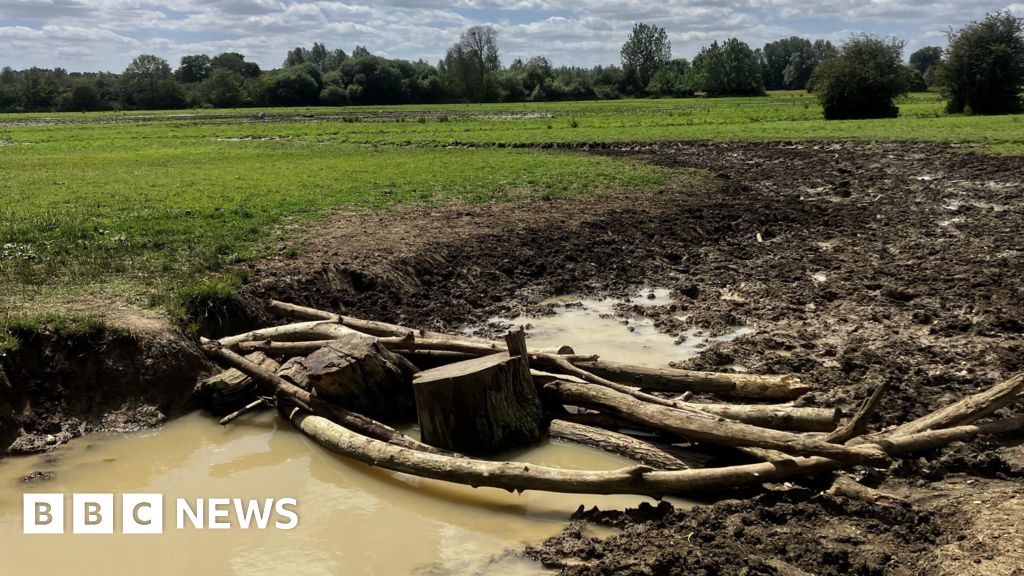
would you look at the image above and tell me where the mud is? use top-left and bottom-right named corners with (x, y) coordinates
top-left (0, 314), bottom-right (208, 454)
top-left (247, 141), bottom-right (1024, 574)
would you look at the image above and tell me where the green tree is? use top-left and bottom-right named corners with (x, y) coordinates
top-left (176, 54), bottom-right (211, 83)
top-left (620, 22), bottom-right (671, 94)
top-left (210, 53), bottom-right (261, 78)
top-left (121, 54), bottom-right (185, 109)
top-left (202, 68), bottom-right (244, 108)
top-left (811, 35), bottom-right (908, 119)
top-left (761, 37), bottom-right (812, 90)
top-left (940, 12), bottom-right (1024, 115)
top-left (264, 67), bottom-right (320, 106)
top-left (647, 58), bottom-right (693, 97)
top-left (439, 25), bottom-right (501, 101)
top-left (692, 38), bottom-right (765, 96)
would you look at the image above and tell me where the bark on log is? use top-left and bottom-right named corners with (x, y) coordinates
top-left (238, 340), bottom-right (341, 356)
top-left (569, 359), bottom-right (808, 400)
top-left (825, 382), bottom-right (888, 443)
top-left (826, 476), bottom-right (907, 507)
top-left (413, 350), bottom-right (543, 454)
top-left (198, 352), bottom-right (280, 412)
top-left (200, 340), bottom-right (448, 455)
top-left (543, 380), bottom-right (889, 467)
top-left (549, 419), bottom-right (688, 470)
top-left (874, 373), bottom-right (1024, 439)
top-left (218, 321), bottom-right (362, 351)
top-left (276, 357), bottom-right (313, 390)
top-left (302, 333), bottom-right (417, 421)
top-left (269, 300), bottom-right (469, 342)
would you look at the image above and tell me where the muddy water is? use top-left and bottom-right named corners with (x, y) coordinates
top-left (484, 288), bottom-right (753, 366)
top-left (0, 288), bottom-right (724, 575)
top-left (0, 413), bottom-right (675, 576)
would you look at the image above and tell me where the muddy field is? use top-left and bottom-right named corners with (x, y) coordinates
top-left (251, 141), bottom-right (1024, 574)
top-left (3, 140), bottom-right (1022, 573)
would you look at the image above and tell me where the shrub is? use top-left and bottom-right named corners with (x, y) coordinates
top-left (940, 11), bottom-right (1024, 115)
top-left (811, 35), bottom-right (908, 120)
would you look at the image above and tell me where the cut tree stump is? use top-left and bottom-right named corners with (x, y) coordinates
top-left (302, 333), bottom-right (418, 421)
top-left (198, 351), bottom-right (280, 413)
top-left (413, 332), bottom-right (543, 454)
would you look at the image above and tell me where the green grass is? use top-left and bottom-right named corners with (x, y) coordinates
top-left (2, 92), bottom-right (1022, 333)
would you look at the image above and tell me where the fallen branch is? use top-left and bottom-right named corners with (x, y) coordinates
top-left (219, 398), bottom-right (270, 425)
top-left (825, 381), bottom-right (889, 443)
top-left (569, 358), bottom-right (809, 400)
top-left (217, 321), bottom-right (362, 351)
top-left (826, 476), bottom-right (907, 507)
top-left (549, 419), bottom-right (689, 470)
top-left (877, 373), bottom-right (1024, 439)
top-left (543, 380), bottom-right (889, 467)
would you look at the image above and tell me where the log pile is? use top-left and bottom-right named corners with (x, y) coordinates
top-left (198, 299), bottom-right (1024, 498)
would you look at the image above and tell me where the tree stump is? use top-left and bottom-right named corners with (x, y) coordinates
top-left (302, 333), bottom-right (417, 421)
top-left (198, 351), bottom-right (280, 413)
top-left (412, 329), bottom-right (543, 454)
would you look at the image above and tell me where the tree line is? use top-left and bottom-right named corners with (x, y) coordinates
top-left (0, 12), bottom-right (1020, 117)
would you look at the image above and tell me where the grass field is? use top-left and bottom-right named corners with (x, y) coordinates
top-left (2, 92), bottom-right (1022, 336)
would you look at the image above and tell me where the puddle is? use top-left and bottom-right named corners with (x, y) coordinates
top-left (478, 288), bottom-right (752, 366)
top-left (0, 413), bottom-right (685, 576)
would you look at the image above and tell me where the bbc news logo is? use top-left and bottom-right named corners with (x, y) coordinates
top-left (23, 494), bottom-right (298, 534)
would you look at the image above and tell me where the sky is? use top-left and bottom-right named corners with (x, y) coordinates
top-left (1, 1), bottom-right (1023, 72)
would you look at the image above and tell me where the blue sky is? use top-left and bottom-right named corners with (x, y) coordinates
top-left (1, 1), bottom-right (1022, 72)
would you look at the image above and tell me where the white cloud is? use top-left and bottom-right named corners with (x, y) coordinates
top-left (0, 0), bottom-right (1014, 71)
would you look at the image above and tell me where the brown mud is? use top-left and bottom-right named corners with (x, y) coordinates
top-left (249, 140), bottom-right (1024, 574)
top-left (3, 140), bottom-right (1022, 573)
top-left (0, 314), bottom-right (208, 454)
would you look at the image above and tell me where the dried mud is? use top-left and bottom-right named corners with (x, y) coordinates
top-left (248, 141), bottom-right (1024, 574)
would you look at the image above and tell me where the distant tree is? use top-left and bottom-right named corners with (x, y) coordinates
top-left (647, 58), bottom-right (693, 97)
top-left (175, 55), bottom-right (211, 83)
top-left (202, 68), bottom-right (244, 108)
top-left (210, 52), bottom-right (261, 78)
top-left (909, 46), bottom-right (943, 75)
top-left (351, 45), bottom-right (372, 59)
top-left (121, 55), bottom-right (184, 109)
top-left (439, 25), bottom-right (501, 101)
top-left (811, 35), bottom-right (908, 119)
top-left (620, 23), bottom-right (671, 94)
top-left (264, 66), bottom-right (320, 106)
top-left (761, 37), bottom-right (812, 90)
top-left (903, 65), bottom-right (928, 91)
top-left (940, 12), bottom-right (1024, 115)
top-left (691, 38), bottom-right (765, 96)
top-left (64, 81), bottom-right (105, 111)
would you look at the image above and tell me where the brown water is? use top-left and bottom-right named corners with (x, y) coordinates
top-left (0, 289), bottom-right (731, 575)
top-left (481, 288), bottom-right (753, 366)
top-left (0, 413), bottom-right (677, 576)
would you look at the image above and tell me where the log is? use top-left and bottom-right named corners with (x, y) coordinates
top-left (198, 351), bottom-right (280, 412)
top-left (542, 380), bottom-right (889, 467)
top-left (238, 339), bottom-right (341, 356)
top-left (825, 382), bottom-right (888, 443)
top-left (269, 300), bottom-right (465, 342)
top-left (569, 359), bottom-right (808, 400)
top-left (413, 350), bottom-right (543, 454)
top-left (826, 476), bottom-right (907, 507)
top-left (276, 357), bottom-right (313, 390)
top-left (548, 419), bottom-right (688, 470)
top-left (218, 321), bottom-right (362, 351)
top-left (200, 339), bottom-right (451, 455)
top-left (875, 373), bottom-right (1024, 439)
top-left (301, 333), bottom-right (417, 421)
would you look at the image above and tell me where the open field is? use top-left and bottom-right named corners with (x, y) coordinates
top-left (2, 93), bottom-right (1023, 327)
top-left (3, 93), bottom-right (1024, 573)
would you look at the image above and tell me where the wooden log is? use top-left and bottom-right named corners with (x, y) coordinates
top-left (413, 351), bottom-right (543, 454)
top-left (198, 351), bottom-right (280, 412)
top-left (200, 339), bottom-right (449, 454)
top-left (825, 382), bottom-right (888, 443)
top-left (542, 380), bottom-right (890, 467)
top-left (301, 333), bottom-right (417, 421)
top-left (549, 419), bottom-right (688, 470)
top-left (569, 359), bottom-right (808, 400)
top-left (536, 366), bottom-right (835, 432)
top-left (276, 357), bottom-right (313, 390)
top-left (826, 476), bottom-right (907, 507)
top-left (269, 300), bottom-right (463, 342)
top-left (873, 373), bottom-right (1024, 439)
top-left (879, 414), bottom-right (1024, 454)
top-left (218, 321), bottom-right (362, 351)
top-left (238, 339), bottom-right (341, 356)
